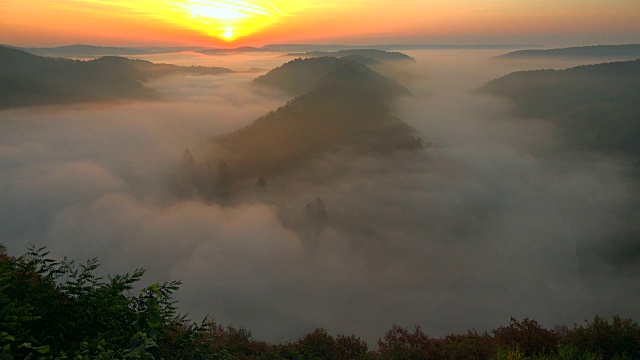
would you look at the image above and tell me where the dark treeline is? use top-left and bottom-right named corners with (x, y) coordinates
top-left (284, 49), bottom-right (415, 63)
top-left (172, 56), bottom-right (421, 197)
top-left (495, 44), bottom-right (640, 60)
top-left (481, 59), bottom-right (640, 288)
top-left (481, 59), bottom-right (640, 160)
top-left (0, 45), bottom-right (233, 109)
top-left (2, 244), bottom-right (638, 360)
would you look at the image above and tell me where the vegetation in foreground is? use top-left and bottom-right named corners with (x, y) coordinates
top-left (1, 244), bottom-right (638, 359)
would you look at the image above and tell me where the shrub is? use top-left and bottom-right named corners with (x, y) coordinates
top-left (493, 318), bottom-right (560, 356)
top-left (562, 315), bottom-right (640, 359)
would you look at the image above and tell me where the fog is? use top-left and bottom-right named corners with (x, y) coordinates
top-left (1, 50), bottom-right (638, 343)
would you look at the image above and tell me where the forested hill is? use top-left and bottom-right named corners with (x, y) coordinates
top-left (252, 57), bottom-right (345, 96)
top-left (252, 56), bottom-right (408, 97)
top-left (483, 59), bottom-right (640, 322)
top-left (481, 59), bottom-right (640, 159)
top-left (495, 44), bottom-right (640, 60)
top-left (286, 49), bottom-right (415, 62)
top-left (214, 57), bottom-right (419, 179)
top-left (0, 45), bottom-right (233, 109)
top-left (20, 44), bottom-right (150, 57)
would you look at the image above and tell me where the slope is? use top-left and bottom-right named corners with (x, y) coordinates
top-left (215, 58), bottom-right (418, 179)
top-left (0, 45), bottom-right (233, 109)
top-left (480, 59), bottom-right (640, 159)
top-left (495, 44), bottom-right (640, 60)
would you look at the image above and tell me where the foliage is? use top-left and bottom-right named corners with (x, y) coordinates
top-left (0, 244), bottom-right (184, 359)
top-left (1, 243), bottom-right (639, 359)
top-left (559, 315), bottom-right (640, 360)
top-left (492, 318), bottom-right (559, 356)
top-left (480, 59), bottom-right (640, 160)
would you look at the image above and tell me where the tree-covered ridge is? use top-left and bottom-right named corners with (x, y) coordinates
top-left (480, 59), bottom-right (640, 160)
top-left (495, 45), bottom-right (640, 60)
top-left (1, 243), bottom-right (639, 359)
top-left (252, 57), bottom-right (345, 96)
top-left (480, 59), bottom-right (640, 289)
top-left (252, 56), bottom-right (409, 98)
top-left (212, 58), bottom-right (418, 181)
top-left (0, 45), bottom-right (233, 109)
top-left (286, 49), bottom-right (415, 63)
top-left (18, 44), bottom-right (151, 57)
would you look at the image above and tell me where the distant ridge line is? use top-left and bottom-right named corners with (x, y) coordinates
top-left (496, 44), bottom-right (640, 59)
top-left (3, 43), bottom-right (541, 58)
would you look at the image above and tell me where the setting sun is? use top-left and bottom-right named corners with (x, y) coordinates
top-left (222, 27), bottom-right (235, 40)
top-left (181, 0), bottom-right (276, 41)
top-left (2, 0), bottom-right (639, 46)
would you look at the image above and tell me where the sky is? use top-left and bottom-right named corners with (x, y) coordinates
top-left (2, 0), bottom-right (639, 47)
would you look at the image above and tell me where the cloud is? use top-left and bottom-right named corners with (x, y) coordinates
top-left (1, 52), bottom-right (638, 344)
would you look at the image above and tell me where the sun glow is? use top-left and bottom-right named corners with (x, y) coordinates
top-left (222, 27), bottom-right (235, 40)
top-left (4, 0), bottom-right (640, 47)
top-left (179, 0), bottom-right (278, 41)
top-left (48, 0), bottom-right (330, 43)
top-left (7, 0), bottom-right (328, 44)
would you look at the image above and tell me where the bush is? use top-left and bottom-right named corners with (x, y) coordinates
top-left (2, 243), bottom-right (639, 359)
top-left (493, 318), bottom-right (560, 356)
top-left (562, 315), bottom-right (640, 359)
top-left (0, 244), bottom-right (185, 359)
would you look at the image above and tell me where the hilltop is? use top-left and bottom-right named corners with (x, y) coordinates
top-left (252, 56), bottom-right (408, 97)
top-left (252, 57), bottom-right (344, 96)
top-left (0, 45), bottom-right (233, 108)
top-left (495, 44), bottom-right (640, 60)
top-left (286, 49), bottom-right (415, 62)
top-left (481, 59), bottom-right (640, 158)
top-left (189, 57), bottom-right (418, 186)
top-left (481, 59), bottom-right (640, 279)
top-left (217, 58), bottom-right (416, 177)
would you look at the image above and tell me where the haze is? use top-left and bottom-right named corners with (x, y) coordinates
top-left (0, 46), bottom-right (638, 343)
top-left (1, 0), bottom-right (640, 348)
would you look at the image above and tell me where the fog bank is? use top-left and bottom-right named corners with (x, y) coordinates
top-left (1, 51), bottom-right (638, 343)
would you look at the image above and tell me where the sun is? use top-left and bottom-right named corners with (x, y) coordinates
top-left (180, 1), bottom-right (273, 42)
top-left (222, 27), bottom-right (235, 41)
top-left (92, 0), bottom-right (322, 43)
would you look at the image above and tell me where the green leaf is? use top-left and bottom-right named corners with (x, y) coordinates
top-left (36, 345), bottom-right (50, 354)
top-left (147, 310), bottom-right (161, 327)
top-left (145, 298), bottom-right (158, 310)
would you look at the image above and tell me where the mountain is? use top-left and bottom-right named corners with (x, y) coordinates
top-left (495, 44), bottom-right (640, 60)
top-left (481, 60), bottom-right (640, 278)
top-left (340, 54), bottom-right (383, 66)
top-left (252, 57), bottom-right (344, 96)
top-left (0, 45), bottom-right (233, 109)
top-left (213, 57), bottom-right (418, 179)
top-left (480, 59), bottom-right (640, 159)
top-left (14, 44), bottom-right (215, 58)
top-left (286, 49), bottom-right (415, 62)
top-left (21, 44), bottom-right (150, 57)
top-left (252, 56), bottom-right (408, 97)
top-left (261, 44), bottom-right (534, 52)
top-left (197, 46), bottom-right (267, 55)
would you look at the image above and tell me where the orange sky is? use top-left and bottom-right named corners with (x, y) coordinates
top-left (2, 0), bottom-right (639, 47)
